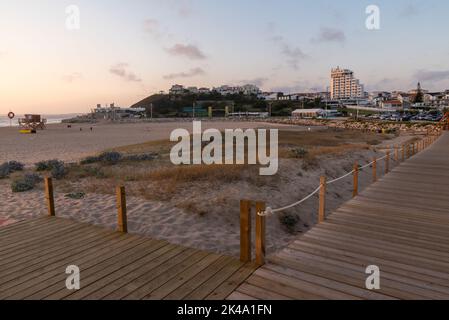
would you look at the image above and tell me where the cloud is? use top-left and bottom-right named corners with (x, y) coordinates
top-left (110, 63), bottom-right (142, 82)
top-left (163, 67), bottom-right (205, 80)
top-left (62, 72), bottom-right (83, 83)
top-left (270, 80), bottom-right (324, 93)
top-left (143, 19), bottom-right (161, 38)
top-left (239, 77), bottom-right (269, 87)
top-left (400, 4), bottom-right (419, 17)
top-left (414, 69), bottom-right (449, 82)
top-left (177, 1), bottom-right (193, 17)
top-left (311, 27), bottom-right (346, 43)
top-left (365, 77), bottom-right (400, 91)
top-left (165, 44), bottom-right (206, 60)
top-left (267, 27), bottom-right (307, 70)
top-left (281, 44), bottom-right (307, 70)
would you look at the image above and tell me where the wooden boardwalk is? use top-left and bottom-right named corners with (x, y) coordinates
top-left (0, 217), bottom-right (257, 300)
top-left (230, 132), bottom-right (449, 300)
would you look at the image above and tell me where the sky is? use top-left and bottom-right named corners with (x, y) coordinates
top-left (1, 0), bottom-right (449, 114)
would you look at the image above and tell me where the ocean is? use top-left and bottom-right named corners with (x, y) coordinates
top-left (0, 114), bottom-right (81, 127)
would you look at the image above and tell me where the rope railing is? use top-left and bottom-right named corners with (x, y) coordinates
top-left (258, 153), bottom-right (389, 217)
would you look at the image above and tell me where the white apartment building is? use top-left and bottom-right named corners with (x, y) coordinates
top-left (330, 67), bottom-right (365, 100)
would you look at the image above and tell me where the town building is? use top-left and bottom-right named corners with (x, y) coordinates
top-left (330, 67), bottom-right (365, 100)
top-left (169, 84), bottom-right (185, 95)
top-left (292, 108), bottom-right (325, 119)
top-left (381, 99), bottom-right (403, 110)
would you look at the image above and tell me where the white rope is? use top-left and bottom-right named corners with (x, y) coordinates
top-left (258, 153), bottom-right (391, 217)
top-left (259, 186), bottom-right (321, 216)
top-left (327, 170), bottom-right (355, 185)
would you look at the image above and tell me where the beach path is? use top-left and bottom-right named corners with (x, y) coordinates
top-left (0, 216), bottom-right (257, 300)
top-left (230, 131), bottom-right (449, 300)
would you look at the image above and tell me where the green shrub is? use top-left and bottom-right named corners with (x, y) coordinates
top-left (6, 161), bottom-right (24, 172)
top-left (35, 160), bottom-right (63, 171)
top-left (65, 192), bottom-right (85, 199)
top-left (51, 163), bottom-right (67, 179)
top-left (0, 161), bottom-right (25, 178)
top-left (24, 173), bottom-right (43, 185)
top-left (0, 164), bottom-right (9, 179)
top-left (80, 156), bottom-right (101, 165)
top-left (11, 179), bottom-right (35, 193)
top-left (291, 147), bottom-right (308, 159)
top-left (99, 151), bottom-right (122, 165)
top-left (279, 213), bottom-right (300, 233)
top-left (123, 153), bottom-right (157, 161)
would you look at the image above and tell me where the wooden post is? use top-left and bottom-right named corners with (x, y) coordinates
top-left (255, 201), bottom-right (266, 266)
top-left (45, 177), bottom-right (55, 217)
top-left (402, 145), bottom-right (405, 161)
top-left (116, 186), bottom-right (128, 233)
top-left (318, 176), bottom-right (326, 223)
top-left (240, 200), bottom-right (251, 263)
top-left (353, 162), bottom-right (359, 198)
top-left (386, 151), bottom-right (390, 174)
top-left (395, 146), bottom-right (399, 162)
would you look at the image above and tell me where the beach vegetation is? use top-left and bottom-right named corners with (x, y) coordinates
top-left (80, 152), bottom-right (156, 165)
top-left (279, 213), bottom-right (300, 234)
top-left (11, 173), bottom-right (42, 193)
top-left (35, 160), bottom-right (64, 171)
top-left (24, 173), bottom-right (43, 185)
top-left (65, 192), bottom-right (86, 199)
top-left (11, 179), bottom-right (35, 192)
top-left (0, 161), bottom-right (25, 178)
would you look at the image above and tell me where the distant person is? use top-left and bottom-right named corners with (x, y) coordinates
top-left (90, 127), bottom-right (93, 131)
top-left (80, 128), bottom-right (83, 131)
top-left (67, 125), bottom-right (72, 128)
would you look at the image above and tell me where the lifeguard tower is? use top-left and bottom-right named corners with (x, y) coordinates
top-left (18, 114), bottom-right (47, 131)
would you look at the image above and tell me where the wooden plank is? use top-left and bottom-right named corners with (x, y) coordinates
top-left (207, 262), bottom-right (258, 300)
top-left (236, 282), bottom-right (293, 300)
top-left (163, 255), bottom-right (235, 300)
top-left (226, 291), bottom-right (257, 300)
top-left (18, 235), bottom-right (150, 300)
top-left (43, 239), bottom-right (162, 300)
top-left (145, 253), bottom-right (222, 300)
top-left (83, 244), bottom-right (181, 300)
top-left (103, 248), bottom-right (199, 300)
top-left (123, 250), bottom-right (209, 300)
top-left (0, 233), bottom-right (127, 297)
top-left (185, 259), bottom-right (244, 300)
top-left (64, 240), bottom-right (170, 300)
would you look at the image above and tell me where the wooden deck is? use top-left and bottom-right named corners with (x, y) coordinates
top-left (230, 132), bottom-right (449, 300)
top-left (0, 217), bottom-right (257, 300)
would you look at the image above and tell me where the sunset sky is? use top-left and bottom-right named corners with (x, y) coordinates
top-left (1, 0), bottom-right (449, 114)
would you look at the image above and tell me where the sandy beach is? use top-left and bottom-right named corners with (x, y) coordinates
top-left (0, 120), bottom-right (417, 256)
top-left (0, 121), bottom-right (295, 165)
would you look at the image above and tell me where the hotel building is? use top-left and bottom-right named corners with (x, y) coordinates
top-left (330, 67), bottom-right (365, 100)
